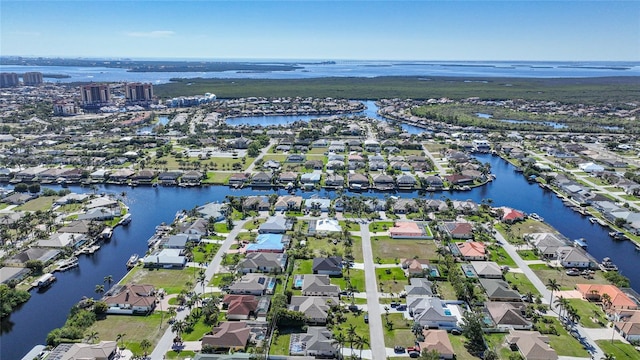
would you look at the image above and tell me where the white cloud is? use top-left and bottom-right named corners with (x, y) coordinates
top-left (125, 30), bottom-right (175, 38)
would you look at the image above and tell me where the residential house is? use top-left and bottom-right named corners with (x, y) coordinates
top-left (579, 162), bottom-right (605, 173)
top-left (236, 252), bottom-right (287, 274)
top-left (440, 222), bottom-right (474, 239)
top-left (278, 171), bottom-right (298, 186)
top-left (300, 173), bottom-right (321, 187)
top-left (499, 207), bottom-right (526, 223)
top-left (186, 218), bottom-right (208, 236)
top-left (364, 140), bottom-right (381, 152)
top-left (389, 221), bottom-right (433, 239)
top-left (612, 310), bottom-right (640, 341)
top-left (397, 174), bottom-right (417, 189)
top-left (479, 279), bottom-right (522, 302)
top-left (348, 173), bottom-right (369, 190)
top-left (48, 341), bottom-right (117, 360)
top-left (304, 198), bottom-right (331, 212)
top-left (258, 216), bottom-right (289, 234)
top-left (404, 278), bottom-right (434, 297)
top-left (452, 200), bottom-right (479, 214)
top-left (242, 196), bottom-right (270, 211)
top-left (576, 284), bottom-right (637, 309)
top-left (36, 232), bottom-right (87, 249)
top-left (312, 257), bottom-right (343, 276)
top-left (305, 160), bottom-right (324, 170)
top-left (201, 322), bottom-right (251, 352)
top-left (251, 172), bottom-right (272, 187)
top-left (392, 198), bottom-right (417, 214)
top-left (527, 233), bottom-right (565, 260)
top-left (324, 173), bottom-right (344, 188)
top-left (444, 174), bottom-right (474, 185)
top-left (470, 261), bottom-right (503, 279)
top-left (77, 207), bottom-right (118, 221)
top-left (132, 169), bottom-right (156, 185)
top-left (228, 173), bottom-right (250, 187)
top-left (142, 249), bottom-right (187, 268)
top-left (505, 330), bottom-right (558, 360)
top-left (222, 295), bottom-right (259, 320)
top-left (4, 247), bottom-right (60, 267)
top-left (197, 202), bottom-right (227, 221)
top-left (309, 218), bottom-right (342, 234)
top-left (454, 241), bottom-right (486, 260)
top-left (418, 330), bottom-right (455, 359)
top-left (228, 273), bottom-right (275, 295)
top-left (485, 302), bottom-right (532, 330)
top-left (422, 175), bottom-right (444, 189)
top-left (245, 234), bottom-right (287, 253)
top-left (289, 327), bottom-right (337, 357)
top-left (301, 275), bottom-right (340, 296)
top-left (556, 246), bottom-right (596, 269)
top-left (102, 284), bottom-right (156, 315)
top-left (274, 195), bottom-right (303, 211)
top-left (286, 154), bottom-right (306, 163)
top-left (402, 259), bottom-right (439, 278)
top-left (347, 154), bottom-right (365, 170)
top-left (373, 173), bottom-right (395, 191)
top-left (289, 296), bottom-right (339, 324)
top-left (157, 171), bottom-right (182, 185)
top-left (181, 170), bottom-right (203, 185)
top-left (408, 296), bottom-right (460, 330)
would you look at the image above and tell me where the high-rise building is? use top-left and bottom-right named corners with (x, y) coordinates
top-left (0, 73), bottom-right (20, 88)
top-left (80, 84), bottom-right (111, 108)
top-left (23, 72), bottom-right (43, 86)
top-left (53, 102), bottom-right (79, 116)
top-left (125, 83), bottom-right (154, 106)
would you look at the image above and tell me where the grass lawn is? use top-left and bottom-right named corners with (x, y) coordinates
top-left (332, 269), bottom-right (366, 292)
top-left (293, 259), bottom-right (313, 275)
top-left (504, 272), bottom-right (540, 296)
top-left (369, 221), bottom-right (395, 233)
top-left (376, 267), bottom-right (409, 294)
top-left (537, 316), bottom-right (590, 357)
top-left (85, 312), bottom-right (169, 357)
top-left (16, 195), bottom-right (58, 211)
top-left (436, 281), bottom-right (458, 300)
top-left (351, 236), bottom-right (364, 262)
top-left (383, 328), bottom-right (415, 349)
top-left (566, 299), bottom-right (607, 328)
top-left (371, 238), bottom-right (439, 264)
top-left (484, 333), bottom-right (510, 359)
top-left (213, 222), bottom-right (230, 233)
top-left (262, 154), bottom-right (288, 162)
top-left (202, 171), bottom-right (231, 185)
top-left (516, 250), bottom-right (539, 260)
top-left (269, 333), bottom-right (292, 355)
top-left (596, 340), bottom-right (640, 360)
top-left (120, 267), bottom-right (196, 294)
top-left (332, 312), bottom-right (370, 349)
top-left (532, 267), bottom-right (608, 291)
top-left (209, 272), bottom-right (235, 287)
top-left (384, 313), bottom-right (412, 329)
top-left (340, 220), bottom-right (360, 232)
top-left (165, 351), bottom-right (196, 359)
top-left (448, 333), bottom-right (478, 360)
top-left (181, 317), bottom-right (213, 341)
top-left (58, 202), bottom-right (83, 212)
top-left (192, 243), bottom-right (220, 264)
top-left (305, 235), bottom-right (345, 258)
top-left (243, 218), bottom-right (266, 230)
top-left (487, 245), bottom-right (517, 267)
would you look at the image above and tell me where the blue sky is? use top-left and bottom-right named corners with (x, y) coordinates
top-left (1, 1), bottom-right (638, 61)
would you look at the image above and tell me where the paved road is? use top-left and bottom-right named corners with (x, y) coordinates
top-left (494, 226), bottom-right (605, 360)
top-left (360, 225), bottom-right (387, 360)
top-left (150, 219), bottom-right (248, 359)
top-left (245, 139), bottom-right (277, 173)
top-left (421, 142), bottom-right (447, 174)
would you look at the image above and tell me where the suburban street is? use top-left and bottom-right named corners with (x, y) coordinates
top-left (149, 219), bottom-right (248, 359)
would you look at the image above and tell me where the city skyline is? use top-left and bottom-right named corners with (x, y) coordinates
top-left (1, 1), bottom-right (639, 61)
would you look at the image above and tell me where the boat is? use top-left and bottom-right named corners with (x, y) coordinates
top-left (589, 217), bottom-right (598, 224)
top-left (100, 227), bottom-right (113, 240)
top-left (635, 244), bottom-right (640, 251)
top-left (609, 231), bottom-right (628, 240)
top-left (32, 273), bottom-right (56, 289)
top-left (529, 213), bottom-right (544, 222)
top-left (126, 254), bottom-right (139, 269)
top-left (120, 213), bottom-right (132, 226)
top-left (600, 257), bottom-right (619, 271)
top-left (56, 257), bottom-right (79, 272)
top-left (573, 238), bottom-right (588, 249)
top-left (565, 268), bottom-right (581, 276)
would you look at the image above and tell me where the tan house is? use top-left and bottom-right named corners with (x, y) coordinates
top-left (505, 330), bottom-right (558, 360)
top-left (201, 321), bottom-right (251, 351)
top-left (418, 330), bottom-right (455, 359)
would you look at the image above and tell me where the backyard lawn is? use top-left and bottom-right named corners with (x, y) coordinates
top-left (448, 333), bottom-right (479, 360)
top-left (332, 312), bottom-right (371, 350)
top-left (566, 299), bottom-right (607, 328)
top-left (269, 333), bottom-right (292, 355)
top-left (596, 340), bottom-right (640, 360)
top-left (202, 171), bottom-right (231, 184)
top-left (332, 269), bottom-right (366, 292)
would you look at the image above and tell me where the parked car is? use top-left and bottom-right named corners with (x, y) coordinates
top-left (348, 305), bottom-right (359, 312)
top-left (397, 304), bottom-right (407, 311)
top-left (450, 328), bottom-right (462, 335)
top-left (409, 351), bottom-right (420, 358)
top-left (364, 314), bottom-right (369, 323)
top-left (393, 346), bottom-right (405, 353)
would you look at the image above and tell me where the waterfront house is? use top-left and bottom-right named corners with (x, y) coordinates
top-left (49, 341), bottom-right (117, 360)
top-left (181, 170), bottom-right (203, 185)
top-left (556, 246), bottom-right (596, 269)
top-left (479, 279), bottom-right (522, 302)
top-left (348, 173), bottom-right (369, 190)
top-left (158, 171), bottom-right (182, 185)
top-left (228, 173), bottom-right (250, 187)
top-left (300, 173), bottom-right (321, 186)
top-left (612, 310), bottom-right (640, 341)
top-left (445, 173), bottom-right (474, 185)
top-left (397, 174), bottom-right (417, 189)
top-left (142, 249), bottom-right (187, 268)
top-left (132, 169), bottom-right (156, 185)
top-left (312, 257), bottom-right (343, 276)
top-left (222, 295), bottom-right (259, 320)
top-left (251, 172), bottom-right (272, 187)
top-left (505, 330), bottom-right (558, 360)
top-left (102, 284), bottom-right (156, 315)
top-left (37, 232), bottom-right (87, 249)
top-left (289, 327), bottom-right (338, 357)
top-left (201, 322), bottom-right (251, 352)
top-left (107, 169), bottom-right (134, 184)
top-left (373, 173), bottom-right (395, 190)
top-left (236, 252), bottom-right (287, 274)
top-left (453, 200), bottom-right (479, 214)
top-left (527, 233), bottom-right (564, 260)
top-left (289, 296), bottom-right (339, 324)
top-left (499, 207), bottom-right (526, 223)
top-left (228, 273), bottom-right (275, 295)
top-left (392, 199), bottom-right (417, 214)
top-left (197, 202), bottom-right (227, 221)
top-left (278, 171), bottom-right (298, 185)
top-left (576, 284), bottom-right (637, 309)
top-left (5, 248), bottom-right (60, 267)
top-left (422, 175), bottom-right (444, 189)
top-left (324, 173), bottom-right (345, 187)
top-left (185, 218), bottom-right (208, 236)
top-left (77, 207), bottom-right (118, 221)
top-left (485, 302), bottom-right (532, 330)
top-left (301, 275), bottom-right (340, 296)
top-left (2, 192), bottom-right (35, 205)
top-left (418, 330), bottom-right (455, 359)
top-left (242, 196), bottom-right (270, 211)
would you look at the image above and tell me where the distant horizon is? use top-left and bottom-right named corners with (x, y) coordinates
top-left (2, 56), bottom-right (639, 64)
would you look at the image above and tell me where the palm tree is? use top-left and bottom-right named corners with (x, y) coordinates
top-left (346, 324), bottom-right (357, 355)
top-left (411, 321), bottom-right (423, 339)
top-left (85, 331), bottom-right (99, 344)
top-left (601, 293), bottom-right (612, 309)
top-left (354, 335), bottom-right (369, 359)
top-left (601, 354), bottom-right (615, 360)
top-left (334, 332), bottom-right (346, 359)
top-left (171, 319), bottom-right (187, 340)
top-left (139, 338), bottom-right (152, 358)
top-left (554, 296), bottom-right (570, 319)
top-left (116, 333), bottom-right (126, 351)
top-left (95, 284), bottom-right (105, 297)
top-left (545, 279), bottom-right (560, 310)
top-left (104, 275), bottom-right (113, 290)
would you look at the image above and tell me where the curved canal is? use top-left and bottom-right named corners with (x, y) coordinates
top-left (2, 155), bottom-right (638, 360)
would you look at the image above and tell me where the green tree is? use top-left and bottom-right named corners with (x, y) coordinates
top-left (28, 183), bottom-right (41, 193)
top-left (25, 260), bottom-right (44, 275)
top-left (14, 183), bottom-right (28, 193)
top-left (546, 279), bottom-right (560, 310)
top-left (0, 284), bottom-right (31, 318)
top-left (421, 349), bottom-right (442, 360)
top-left (139, 338), bottom-right (152, 357)
top-left (460, 311), bottom-right (486, 355)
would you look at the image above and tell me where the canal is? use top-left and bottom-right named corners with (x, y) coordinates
top-left (2, 152), bottom-right (638, 359)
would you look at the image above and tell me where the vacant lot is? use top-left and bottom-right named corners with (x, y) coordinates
top-left (371, 238), bottom-right (439, 263)
top-left (120, 267), bottom-right (196, 294)
top-left (16, 196), bottom-right (58, 211)
top-left (596, 340), bottom-right (640, 360)
top-left (85, 312), bottom-right (169, 356)
top-left (532, 266), bottom-right (608, 291)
